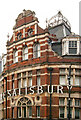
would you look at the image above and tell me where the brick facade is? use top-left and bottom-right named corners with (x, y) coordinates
top-left (1, 10), bottom-right (81, 120)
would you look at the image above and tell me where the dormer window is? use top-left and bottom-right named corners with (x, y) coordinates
top-left (69, 41), bottom-right (77, 54)
top-left (62, 36), bottom-right (80, 56)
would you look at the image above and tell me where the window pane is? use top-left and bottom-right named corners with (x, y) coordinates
top-left (23, 72), bottom-right (26, 77)
top-left (14, 51), bottom-right (17, 57)
top-left (28, 71), bottom-right (32, 76)
top-left (29, 78), bottom-right (32, 86)
top-left (0, 94), bottom-right (2, 101)
top-left (60, 76), bottom-right (65, 85)
top-left (75, 69), bottom-right (80, 74)
top-left (14, 50), bottom-right (18, 63)
top-left (38, 51), bottom-right (40, 57)
top-left (70, 77), bottom-right (73, 85)
top-left (24, 47), bottom-right (28, 53)
top-left (38, 44), bottom-right (40, 57)
top-left (33, 43), bottom-right (40, 58)
top-left (12, 108), bottom-right (14, 118)
top-left (37, 69), bottom-right (40, 75)
top-left (12, 81), bottom-right (14, 89)
top-left (23, 107), bottom-right (26, 118)
top-left (23, 47), bottom-right (28, 60)
top-left (17, 73), bottom-right (21, 79)
top-left (29, 107), bottom-right (32, 117)
top-left (25, 54), bottom-right (28, 59)
top-left (59, 98), bottom-right (65, 105)
top-left (67, 99), bottom-right (72, 106)
top-left (75, 99), bottom-right (80, 106)
top-left (75, 76), bottom-right (80, 86)
top-left (18, 107), bottom-right (21, 118)
top-left (75, 108), bottom-right (80, 119)
top-left (75, 41), bottom-right (77, 47)
top-left (18, 80), bottom-right (21, 88)
top-left (37, 106), bottom-right (40, 117)
top-left (60, 69), bottom-right (65, 74)
top-left (23, 78), bottom-right (27, 87)
top-left (59, 107), bottom-right (64, 118)
top-left (69, 48), bottom-right (77, 54)
top-left (69, 41), bottom-right (71, 47)
top-left (37, 77), bottom-right (40, 86)
top-left (67, 108), bottom-right (72, 118)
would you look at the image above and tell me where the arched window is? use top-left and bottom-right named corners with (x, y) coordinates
top-left (17, 97), bottom-right (32, 118)
top-left (33, 43), bottom-right (40, 58)
top-left (13, 49), bottom-right (18, 63)
top-left (23, 46), bottom-right (28, 60)
top-left (17, 32), bottom-right (22, 40)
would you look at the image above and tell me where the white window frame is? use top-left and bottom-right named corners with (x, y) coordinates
top-left (69, 41), bottom-right (77, 55)
top-left (60, 76), bottom-right (66, 85)
top-left (37, 106), bottom-right (40, 118)
top-left (37, 76), bottom-right (40, 86)
top-left (29, 106), bottom-right (32, 118)
top-left (12, 107), bottom-right (14, 118)
top-left (29, 77), bottom-right (32, 87)
top-left (75, 76), bottom-right (80, 86)
top-left (59, 98), bottom-right (65, 105)
top-left (18, 107), bottom-right (21, 118)
top-left (75, 108), bottom-right (80, 119)
top-left (23, 46), bottom-right (28, 60)
top-left (18, 79), bottom-right (21, 88)
top-left (75, 99), bottom-right (80, 106)
top-left (13, 50), bottom-right (18, 63)
top-left (59, 107), bottom-right (64, 118)
top-left (33, 43), bottom-right (40, 58)
top-left (23, 78), bottom-right (27, 87)
top-left (22, 106), bottom-right (26, 118)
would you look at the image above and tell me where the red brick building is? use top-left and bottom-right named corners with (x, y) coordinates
top-left (1, 10), bottom-right (81, 120)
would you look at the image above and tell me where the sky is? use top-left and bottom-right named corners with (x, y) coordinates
top-left (0, 0), bottom-right (80, 56)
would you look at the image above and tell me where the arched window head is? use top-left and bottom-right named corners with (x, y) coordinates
top-left (23, 46), bottom-right (28, 60)
top-left (13, 49), bottom-right (18, 63)
top-left (17, 97), bottom-right (33, 118)
top-left (33, 43), bottom-right (40, 58)
top-left (27, 28), bottom-right (33, 36)
top-left (17, 32), bottom-right (22, 40)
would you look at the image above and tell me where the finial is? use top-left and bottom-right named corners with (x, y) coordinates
top-left (46, 18), bottom-right (48, 28)
top-left (7, 33), bottom-right (9, 41)
top-left (23, 9), bottom-right (26, 16)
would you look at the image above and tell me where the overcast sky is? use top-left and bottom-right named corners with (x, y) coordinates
top-left (0, 0), bottom-right (80, 56)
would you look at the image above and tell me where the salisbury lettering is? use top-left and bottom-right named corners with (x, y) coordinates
top-left (1, 85), bottom-right (64, 99)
